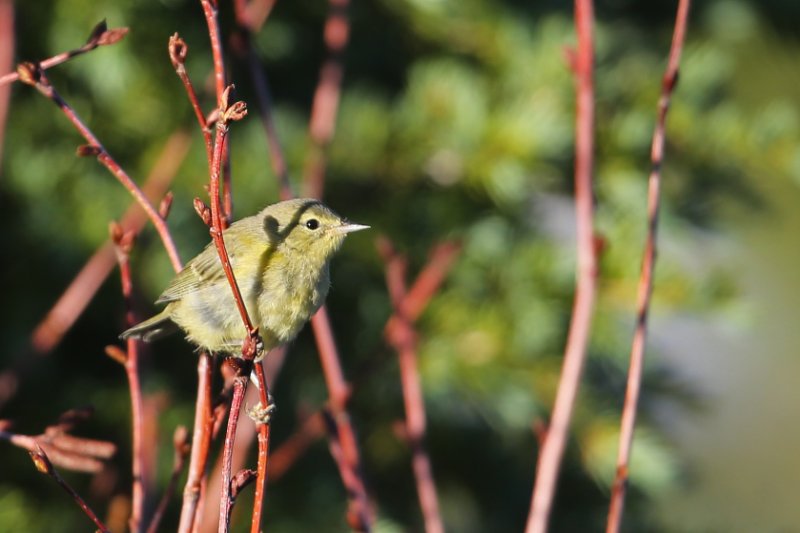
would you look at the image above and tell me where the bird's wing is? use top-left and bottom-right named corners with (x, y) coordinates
top-left (155, 217), bottom-right (265, 304)
top-left (155, 243), bottom-right (226, 303)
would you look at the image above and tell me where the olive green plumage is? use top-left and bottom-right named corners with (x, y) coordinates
top-left (121, 198), bottom-right (368, 354)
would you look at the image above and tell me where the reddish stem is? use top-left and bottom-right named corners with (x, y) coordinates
top-left (206, 91), bottom-right (256, 341)
top-left (525, 2), bottom-right (598, 532)
top-left (0, 20), bottom-right (128, 87)
top-left (147, 426), bottom-right (190, 533)
top-left (112, 228), bottom-right (147, 533)
top-left (218, 369), bottom-right (250, 533)
top-left (302, 0), bottom-right (350, 199)
top-left (378, 239), bottom-right (446, 533)
top-left (311, 309), bottom-right (373, 531)
top-left (30, 130), bottom-right (190, 354)
top-left (231, 0), bottom-right (293, 201)
top-left (0, 0), bottom-right (13, 164)
top-left (605, 2), bottom-right (691, 531)
top-left (29, 445), bottom-right (111, 533)
top-left (18, 66), bottom-right (182, 273)
top-left (249, 361), bottom-right (272, 533)
top-left (200, 0), bottom-right (233, 224)
top-left (169, 34), bottom-right (213, 166)
top-left (178, 354), bottom-right (214, 533)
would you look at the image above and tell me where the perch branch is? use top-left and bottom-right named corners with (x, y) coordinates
top-left (605, 1), bottom-right (691, 531)
top-left (526, 1), bottom-right (598, 531)
top-left (110, 223), bottom-right (147, 533)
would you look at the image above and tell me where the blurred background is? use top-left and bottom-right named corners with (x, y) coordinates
top-left (1, 0), bottom-right (800, 531)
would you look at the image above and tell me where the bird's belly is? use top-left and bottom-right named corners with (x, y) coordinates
top-left (257, 277), bottom-right (327, 346)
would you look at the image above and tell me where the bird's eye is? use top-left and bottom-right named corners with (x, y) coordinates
top-left (305, 218), bottom-right (320, 230)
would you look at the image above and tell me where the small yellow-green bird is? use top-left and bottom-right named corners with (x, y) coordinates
top-left (121, 198), bottom-right (368, 355)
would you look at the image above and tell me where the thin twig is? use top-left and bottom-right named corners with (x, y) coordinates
top-left (302, 0), bottom-right (350, 199)
top-left (249, 361), bottom-right (272, 533)
top-left (169, 34), bottom-right (213, 166)
top-left (16, 63), bottom-right (182, 273)
top-left (1, 408), bottom-right (116, 474)
top-left (110, 224), bottom-right (147, 533)
top-left (29, 444), bottom-right (111, 533)
top-left (30, 130), bottom-right (190, 354)
top-left (147, 426), bottom-right (190, 533)
top-left (178, 354), bottom-right (214, 533)
top-left (231, 0), bottom-right (293, 201)
top-left (0, 0), bottom-right (14, 167)
top-left (525, 1), bottom-right (598, 532)
top-left (218, 362), bottom-right (251, 533)
top-left (200, 0), bottom-right (233, 224)
top-left (605, 2), bottom-right (691, 531)
top-left (377, 238), bottom-right (452, 533)
top-left (311, 309), bottom-right (373, 532)
top-left (0, 20), bottom-right (128, 87)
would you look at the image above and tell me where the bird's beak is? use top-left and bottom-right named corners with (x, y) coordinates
top-left (337, 222), bottom-right (370, 234)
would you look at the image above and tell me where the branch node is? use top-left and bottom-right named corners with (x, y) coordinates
top-left (193, 197), bottom-right (212, 226)
top-left (16, 62), bottom-right (41, 86)
top-left (76, 144), bottom-right (103, 157)
top-left (105, 345), bottom-right (129, 365)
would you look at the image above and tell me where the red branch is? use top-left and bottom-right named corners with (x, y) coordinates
top-left (0, 20), bottom-right (128, 87)
top-left (232, 0), bottom-right (293, 201)
top-left (377, 238), bottom-right (459, 533)
top-left (0, 407), bottom-right (116, 474)
top-left (110, 224), bottom-right (147, 533)
top-left (302, 0), bottom-right (350, 199)
top-left (30, 130), bottom-right (190, 354)
top-left (249, 361), bottom-right (272, 533)
top-left (147, 426), bottom-right (190, 533)
top-left (605, 2), bottom-right (691, 531)
top-left (29, 445), bottom-right (111, 533)
top-left (200, 0), bottom-right (233, 223)
top-left (218, 363), bottom-right (250, 532)
top-left (177, 353), bottom-right (214, 533)
top-left (169, 34), bottom-right (213, 166)
top-left (311, 309), bottom-right (373, 532)
top-left (16, 63), bottom-right (183, 273)
top-left (0, 0), bottom-right (14, 165)
top-left (525, 1), bottom-right (598, 532)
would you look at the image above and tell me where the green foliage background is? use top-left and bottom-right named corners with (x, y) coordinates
top-left (2, 0), bottom-right (799, 531)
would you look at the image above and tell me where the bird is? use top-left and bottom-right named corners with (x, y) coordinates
top-left (120, 198), bottom-right (368, 356)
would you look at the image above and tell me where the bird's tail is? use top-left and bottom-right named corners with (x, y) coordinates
top-left (120, 308), bottom-right (179, 342)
